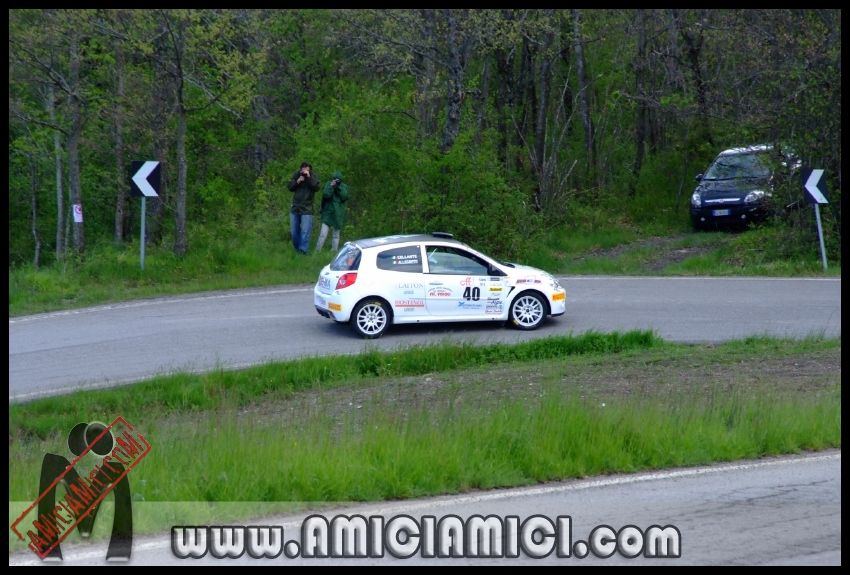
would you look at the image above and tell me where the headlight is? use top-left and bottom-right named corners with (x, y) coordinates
top-left (744, 190), bottom-right (769, 204)
top-left (544, 273), bottom-right (561, 289)
top-left (691, 192), bottom-right (701, 208)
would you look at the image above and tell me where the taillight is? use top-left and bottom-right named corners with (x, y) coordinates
top-left (335, 273), bottom-right (357, 290)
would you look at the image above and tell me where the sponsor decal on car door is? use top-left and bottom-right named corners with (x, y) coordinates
top-left (485, 281), bottom-right (507, 317)
top-left (426, 275), bottom-right (488, 316)
top-left (424, 245), bottom-right (492, 317)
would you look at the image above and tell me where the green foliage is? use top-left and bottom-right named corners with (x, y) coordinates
top-left (8, 9), bottom-right (841, 278)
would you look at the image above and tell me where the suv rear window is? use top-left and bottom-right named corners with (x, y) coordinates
top-left (376, 245), bottom-right (422, 273)
top-left (330, 245), bottom-right (361, 271)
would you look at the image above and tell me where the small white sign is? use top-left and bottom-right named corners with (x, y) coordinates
top-left (73, 204), bottom-right (83, 223)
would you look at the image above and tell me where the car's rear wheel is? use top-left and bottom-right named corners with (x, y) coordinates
top-left (509, 292), bottom-right (546, 330)
top-left (351, 299), bottom-right (390, 339)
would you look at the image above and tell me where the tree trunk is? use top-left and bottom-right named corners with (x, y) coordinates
top-left (113, 38), bottom-right (128, 244)
top-left (48, 84), bottom-right (64, 263)
top-left (29, 153), bottom-right (41, 268)
top-left (571, 9), bottom-right (594, 170)
top-left (631, 8), bottom-right (648, 196)
top-left (494, 45), bottom-right (514, 169)
top-left (440, 9), bottom-right (469, 154)
top-left (148, 22), bottom-right (170, 246)
top-left (474, 56), bottom-right (490, 147)
top-left (68, 32), bottom-right (84, 259)
top-left (174, 99), bottom-right (188, 256)
top-left (64, 176), bottom-right (70, 261)
top-left (533, 9), bottom-right (555, 210)
top-left (415, 9), bottom-right (438, 140)
top-left (678, 11), bottom-right (712, 145)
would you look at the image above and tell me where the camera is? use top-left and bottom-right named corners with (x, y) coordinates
top-left (332, 179), bottom-right (340, 186)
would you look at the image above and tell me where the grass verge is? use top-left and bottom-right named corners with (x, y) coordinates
top-left (8, 334), bottom-right (840, 553)
top-left (10, 217), bottom-right (838, 318)
top-left (10, 330), bottom-right (661, 439)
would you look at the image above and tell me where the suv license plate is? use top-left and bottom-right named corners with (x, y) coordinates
top-left (712, 209), bottom-right (730, 216)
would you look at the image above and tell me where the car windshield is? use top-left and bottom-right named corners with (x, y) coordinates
top-left (330, 245), bottom-right (361, 271)
top-left (703, 152), bottom-right (772, 180)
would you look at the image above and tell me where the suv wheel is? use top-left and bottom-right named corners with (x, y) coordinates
top-left (351, 299), bottom-right (390, 339)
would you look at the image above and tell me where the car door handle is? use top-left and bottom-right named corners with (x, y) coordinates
top-left (429, 282), bottom-right (443, 286)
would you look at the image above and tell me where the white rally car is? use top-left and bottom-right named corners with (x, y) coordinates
top-left (314, 233), bottom-right (566, 338)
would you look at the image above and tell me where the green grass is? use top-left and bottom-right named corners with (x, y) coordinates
top-left (8, 231), bottom-right (335, 317)
top-left (9, 334), bottom-right (840, 552)
top-left (663, 225), bottom-right (842, 276)
top-left (9, 330), bottom-right (662, 440)
top-left (11, 384), bottom-right (839, 505)
top-left (12, 386), bottom-right (839, 552)
top-left (9, 212), bottom-right (839, 318)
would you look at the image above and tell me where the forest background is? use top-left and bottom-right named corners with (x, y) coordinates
top-left (8, 9), bottom-right (841, 304)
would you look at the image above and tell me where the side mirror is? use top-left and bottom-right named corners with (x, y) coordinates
top-left (694, 174), bottom-right (703, 181)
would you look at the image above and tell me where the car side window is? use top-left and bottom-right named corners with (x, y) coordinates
top-left (376, 245), bottom-right (422, 273)
top-left (426, 246), bottom-right (489, 276)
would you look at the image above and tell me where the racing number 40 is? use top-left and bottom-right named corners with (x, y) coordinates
top-left (463, 287), bottom-right (480, 301)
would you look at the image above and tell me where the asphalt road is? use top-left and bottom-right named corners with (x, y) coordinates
top-left (9, 450), bottom-right (841, 565)
top-left (8, 276), bottom-right (841, 401)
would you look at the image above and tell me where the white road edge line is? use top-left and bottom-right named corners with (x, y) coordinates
top-left (9, 452), bottom-right (839, 565)
top-left (8, 288), bottom-right (314, 324)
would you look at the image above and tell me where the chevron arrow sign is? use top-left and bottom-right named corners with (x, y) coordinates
top-left (130, 161), bottom-right (161, 198)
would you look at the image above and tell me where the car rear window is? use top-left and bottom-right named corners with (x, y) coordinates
top-left (330, 245), bottom-right (361, 271)
top-left (376, 245), bottom-right (422, 273)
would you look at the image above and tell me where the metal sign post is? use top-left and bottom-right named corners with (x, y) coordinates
top-left (814, 203), bottom-right (827, 271)
top-left (130, 160), bottom-right (161, 270)
top-left (801, 168), bottom-right (830, 272)
top-left (140, 197), bottom-right (146, 270)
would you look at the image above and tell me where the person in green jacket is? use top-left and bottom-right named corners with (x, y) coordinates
top-left (316, 171), bottom-right (350, 252)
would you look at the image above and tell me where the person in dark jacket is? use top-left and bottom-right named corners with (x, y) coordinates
top-left (287, 161), bottom-right (320, 254)
top-left (316, 170), bottom-right (350, 252)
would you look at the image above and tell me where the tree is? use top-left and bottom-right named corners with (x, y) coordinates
top-left (104, 9), bottom-right (263, 255)
top-left (9, 10), bottom-right (96, 260)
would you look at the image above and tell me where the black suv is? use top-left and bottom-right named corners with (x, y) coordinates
top-left (689, 145), bottom-right (796, 230)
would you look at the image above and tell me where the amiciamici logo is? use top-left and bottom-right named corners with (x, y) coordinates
top-left (10, 417), bottom-right (150, 561)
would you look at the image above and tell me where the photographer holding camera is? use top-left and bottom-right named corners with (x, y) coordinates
top-left (315, 170), bottom-right (350, 252)
top-left (287, 161), bottom-right (320, 254)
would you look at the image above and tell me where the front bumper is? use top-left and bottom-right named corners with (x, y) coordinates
top-left (690, 203), bottom-right (767, 227)
top-left (550, 290), bottom-right (566, 316)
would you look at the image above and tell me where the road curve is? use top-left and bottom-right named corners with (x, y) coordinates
top-left (9, 276), bottom-right (841, 401)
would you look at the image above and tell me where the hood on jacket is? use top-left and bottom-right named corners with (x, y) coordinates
top-left (332, 171), bottom-right (344, 182)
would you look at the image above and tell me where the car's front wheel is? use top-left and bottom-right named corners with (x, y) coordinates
top-left (509, 292), bottom-right (546, 330)
top-left (351, 299), bottom-right (390, 339)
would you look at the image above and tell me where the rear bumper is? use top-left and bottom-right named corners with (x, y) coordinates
top-left (314, 287), bottom-right (351, 322)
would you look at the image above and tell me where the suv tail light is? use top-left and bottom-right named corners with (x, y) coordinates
top-left (335, 273), bottom-right (357, 290)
